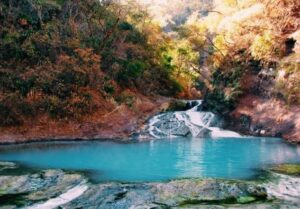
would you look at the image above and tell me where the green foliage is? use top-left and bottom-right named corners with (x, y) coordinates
top-left (237, 196), bottom-right (256, 204)
top-left (166, 100), bottom-right (188, 111)
top-left (116, 59), bottom-right (148, 85)
top-left (211, 67), bottom-right (243, 88)
top-left (167, 79), bottom-right (184, 96)
top-left (204, 67), bottom-right (244, 113)
top-left (250, 32), bottom-right (277, 61)
top-left (118, 22), bottom-right (133, 31)
top-left (162, 54), bottom-right (174, 71)
top-left (271, 164), bottom-right (300, 176)
top-left (54, 0), bottom-right (66, 6)
top-left (181, 0), bottom-right (300, 112)
top-left (115, 92), bottom-right (135, 107)
top-left (103, 77), bottom-right (116, 95)
top-left (203, 89), bottom-right (235, 113)
top-left (126, 60), bottom-right (147, 77)
top-left (0, 72), bottom-right (36, 97)
top-left (124, 29), bottom-right (147, 45)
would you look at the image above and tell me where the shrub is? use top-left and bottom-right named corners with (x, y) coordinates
top-left (0, 72), bottom-right (36, 96)
top-left (211, 67), bottom-right (243, 88)
top-left (0, 102), bottom-right (22, 126)
top-left (203, 89), bottom-right (235, 114)
top-left (250, 32), bottom-right (280, 62)
top-left (166, 79), bottom-right (183, 96)
top-left (116, 59), bottom-right (147, 85)
top-left (56, 70), bottom-right (89, 87)
top-left (68, 94), bottom-right (92, 117)
top-left (125, 29), bottom-right (147, 45)
top-left (47, 96), bottom-right (69, 119)
top-left (115, 92), bottom-right (135, 107)
top-left (118, 22), bottom-right (133, 31)
top-left (48, 82), bottom-right (72, 99)
top-left (103, 83), bottom-right (115, 95)
top-left (166, 100), bottom-right (188, 111)
top-left (0, 94), bottom-right (29, 126)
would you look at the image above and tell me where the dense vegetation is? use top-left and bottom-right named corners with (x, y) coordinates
top-left (0, 0), bottom-right (299, 127)
top-left (0, 0), bottom-right (200, 126)
top-left (135, 0), bottom-right (299, 114)
top-left (173, 0), bottom-right (300, 113)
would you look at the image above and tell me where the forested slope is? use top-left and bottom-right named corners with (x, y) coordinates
top-left (0, 0), bottom-right (199, 141)
top-left (0, 0), bottom-right (203, 141)
top-left (182, 0), bottom-right (300, 140)
top-left (0, 0), bottom-right (299, 142)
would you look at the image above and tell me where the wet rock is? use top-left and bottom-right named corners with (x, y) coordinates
top-left (173, 202), bottom-right (300, 209)
top-left (26, 171), bottom-right (86, 202)
top-left (152, 179), bottom-right (267, 207)
top-left (62, 183), bottom-right (156, 209)
top-left (61, 179), bottom-right (268, 208)
top-left (228, 93), bottom-right (300, 142)
top-left (150, 113), bottom-right (192, 137)
top-left (169, 121), bottom-right (191, 136)
top-left (264, 172), bottom-right (300, 204)
top-left (0, 168), bottom-right (86, 208)
top-left (0, 162), bottom-right (17, 171)
top-left (144, 106), bottom-right (240, 139)
top-left (1, 161), bottom-right (300, 209)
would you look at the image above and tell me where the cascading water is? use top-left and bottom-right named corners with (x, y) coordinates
top-left (146, 100), bottom-right (241, 138)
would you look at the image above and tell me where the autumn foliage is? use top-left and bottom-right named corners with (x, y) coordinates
top-left (0, 0), bottom-right (186, 126)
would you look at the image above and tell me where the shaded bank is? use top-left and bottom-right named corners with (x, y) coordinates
top-left (227, 94), bottom-right (300, 143)
top-left (0, 96), bottom-right (170, 144)
top-left (0, 97), bottom-right (299, 144)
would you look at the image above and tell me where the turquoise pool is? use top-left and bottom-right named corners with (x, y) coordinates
top-left (0, 137), bottom-right (299, 182)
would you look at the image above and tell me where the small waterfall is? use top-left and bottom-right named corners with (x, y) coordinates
top-left (146, 100), bottom-right (241, 138)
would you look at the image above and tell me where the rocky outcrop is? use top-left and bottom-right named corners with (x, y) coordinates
top-left (0, 163), bottom-right (87, 208)
top-left (1, 162), bottom-right (300, 208)
top-left (226, 94), bottom-right (300, 142)
top-left (140, 100), bottom-right (241, 139)
top-left (62, 180), bottom-right (268, 209)
top-left (224, 60), bottom-right (300, 142)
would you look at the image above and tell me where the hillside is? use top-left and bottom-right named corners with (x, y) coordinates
top-left (0, 0), bottom-right (201, 142)
top-left (0, 0), bottom-right (299, 142)
top-left (173, 0), bottom-right (300, 141)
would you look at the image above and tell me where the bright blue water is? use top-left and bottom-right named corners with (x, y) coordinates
top-left (0, 137), bottom-right (299, 182)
